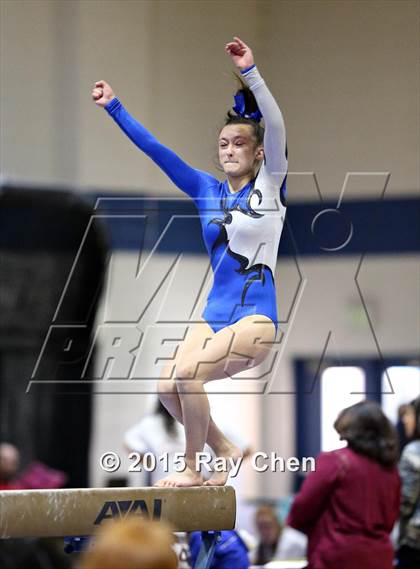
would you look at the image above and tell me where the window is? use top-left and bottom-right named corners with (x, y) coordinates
top-left (381, 366), bottom-right (420, 424)
top-left (321, 366), bottom-right (365, 451)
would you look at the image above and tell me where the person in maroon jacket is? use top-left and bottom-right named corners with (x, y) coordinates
top-left (0, 442), bottom-right (67, 490)
top-left (287, 400), bottom-right (401, 569)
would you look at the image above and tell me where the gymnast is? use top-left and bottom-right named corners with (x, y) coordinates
top-left (92, 36), bottom-right (287, 487)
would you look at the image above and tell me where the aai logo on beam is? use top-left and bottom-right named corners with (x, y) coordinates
top-left (94, 499), bottom-right (162, 525)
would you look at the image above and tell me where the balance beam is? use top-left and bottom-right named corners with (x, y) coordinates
top-left (0, 486), bottom-right (236, 538)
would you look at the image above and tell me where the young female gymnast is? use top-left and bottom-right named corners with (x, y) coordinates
top-left (92, 36), bottom-right (287, 487)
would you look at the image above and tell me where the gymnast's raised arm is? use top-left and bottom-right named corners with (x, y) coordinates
top-left (225, 37), bottom-right (287, 184)
top-left (91, 80), bottom-right (213, 201)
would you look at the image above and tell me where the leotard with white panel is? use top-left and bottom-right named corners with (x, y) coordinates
top-left (105, 65), bottom-right (287, 333)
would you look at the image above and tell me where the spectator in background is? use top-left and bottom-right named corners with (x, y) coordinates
top-left (251, 504), bottom-right (281, 565)
top-left (124, 400), bottom-right (186, 486)
top-left (397, 404), bottom-right (411, 455)
top-left (0, 442), bottom-right (67, 490)
top-left (78, 516), bottom-right (177, 569)
top-left (0, 443), bottom-right (70, 569)
top-left (0, 443), bottom-right (20, 489)
top-left (250, 504), bottom-right (306, 565)
top-left (287, 400), bottom-right (400, 569)
top-left (398, 396), bottom-right (420, 569)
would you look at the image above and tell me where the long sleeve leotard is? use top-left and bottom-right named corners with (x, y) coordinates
top-left (105, 66), bottom-right (287, 333)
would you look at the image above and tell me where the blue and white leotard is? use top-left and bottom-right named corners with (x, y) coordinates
top-left (105, 65), bottom-right (287, 333)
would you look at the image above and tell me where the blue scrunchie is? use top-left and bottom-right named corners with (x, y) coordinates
top-left (232, 91), bottom-right (262, 123)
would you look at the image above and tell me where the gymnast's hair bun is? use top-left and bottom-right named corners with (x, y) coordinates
top-left (223, 74), bottom-right (264, 146)
top-left (227, 73), bottom-right (262, 123)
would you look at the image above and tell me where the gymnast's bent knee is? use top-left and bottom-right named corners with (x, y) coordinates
top-left (174, 360), bottom-right (204, 382)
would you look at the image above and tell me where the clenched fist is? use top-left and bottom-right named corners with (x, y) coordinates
top-left (91, 80), bottom-right (115, 108)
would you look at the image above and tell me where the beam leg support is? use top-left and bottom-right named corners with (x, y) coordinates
top-left (194, 531), bottom-right (221, 569)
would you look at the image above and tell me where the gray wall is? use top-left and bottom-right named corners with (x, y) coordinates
top-left (1, 0), bottom-right (418, 198)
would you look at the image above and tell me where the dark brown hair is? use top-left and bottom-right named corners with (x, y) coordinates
top-left (334, 400), bottom-right (399, 468)
top-left (409, 396), bottom-right (420, 440)
top-left (254, 504), bottom-right (282, 565)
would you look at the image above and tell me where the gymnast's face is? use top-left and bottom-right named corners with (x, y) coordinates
top-left (218, 124), bottom-right (263, 178)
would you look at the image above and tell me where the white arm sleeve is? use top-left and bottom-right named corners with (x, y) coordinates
top-left (241, 65), bottom-right (287, 185)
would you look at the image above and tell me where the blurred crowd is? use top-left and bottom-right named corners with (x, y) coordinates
top-left (1, 396), bottom-right (419, 569)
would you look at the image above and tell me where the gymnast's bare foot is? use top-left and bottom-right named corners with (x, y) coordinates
top-left (204, 442), bottom-right (243, 486)
top-left (154, 465), bottom-right (203, 488)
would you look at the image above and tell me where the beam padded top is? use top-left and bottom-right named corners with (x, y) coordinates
top-left (0, 486), bottom-right (236, 538)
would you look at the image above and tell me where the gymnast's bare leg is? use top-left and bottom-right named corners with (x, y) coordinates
top-left (156, 315), bottom-right (275, 487)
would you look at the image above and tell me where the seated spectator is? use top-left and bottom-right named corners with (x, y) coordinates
top-left (250, 504), bottom-right (306, 565)
top-left (398, 395), bottom-right (420, 569)
top-left (0, 443), bottom-right (20, 489)
top-left (0, 442), bottom-right (70, 569)
top-left (79, 516), bottom-right (177, 569)
top-left (287, 400), bottom-right (400, 569)
top-left (251, 505), bottom-right (281, 565)
top-left (0, 442), bottom-right (66, 490)
top-left (397, 404), bottom-right (411, 455)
